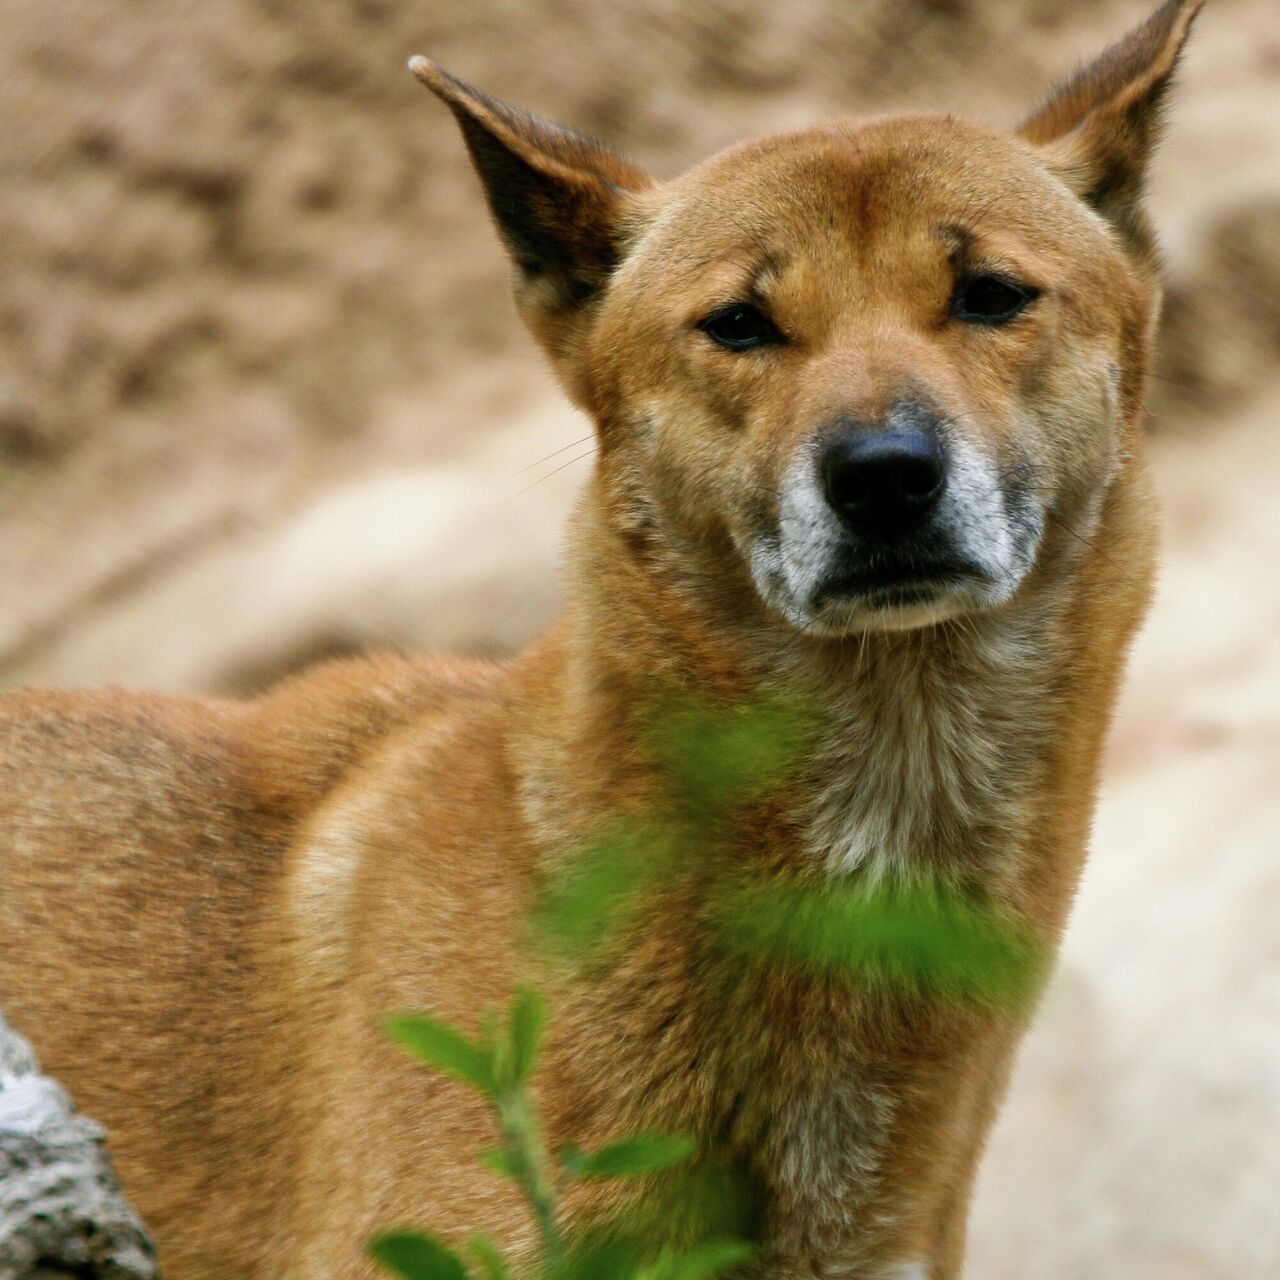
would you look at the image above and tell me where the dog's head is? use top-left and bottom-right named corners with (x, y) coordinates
top-left (414, 0), bottom-right (1199, 636)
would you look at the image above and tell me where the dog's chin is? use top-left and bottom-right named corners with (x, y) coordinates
top-left (748, 528), bottom-right (1036, 639)
top-left (801, 581), bottom-right (978, 636)
top-left (775, 564), bottom-right (1018, 637)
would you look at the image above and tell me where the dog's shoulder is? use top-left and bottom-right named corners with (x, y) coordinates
top-left (243, 649), bottom-right (507, 819)
top-left (0, 684), bottom-right (244, 826)
top-left (0, 650), bottom-right (506, 842)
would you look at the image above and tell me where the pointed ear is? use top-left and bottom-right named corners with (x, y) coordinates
top-left (410, 57), bottom-right (652, 371)
top-left (1018, 0), bottom-right (1203, 269)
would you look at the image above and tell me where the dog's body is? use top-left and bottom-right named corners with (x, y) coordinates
top-left (0, 4), bottom-right (1201, 1277)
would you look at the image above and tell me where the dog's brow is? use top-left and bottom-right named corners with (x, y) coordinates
top-left (747, 252), bottom-right (786, 303)
top-left (938, 223), bottom-right (976, 267)
top-left (700, 250), bottom-right (786, 308)
top-left (937, 223), bottom-right (1043, 288)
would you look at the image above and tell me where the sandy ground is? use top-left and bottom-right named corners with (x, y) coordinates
top-left (2, 0), bottom-right (1279, 1274)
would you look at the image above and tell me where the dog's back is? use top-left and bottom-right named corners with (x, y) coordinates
top-left (0, 654), bottom-right (498, 1274)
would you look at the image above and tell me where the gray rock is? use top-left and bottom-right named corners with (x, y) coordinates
top-left (0, 1011), bottom-right (157, 1280)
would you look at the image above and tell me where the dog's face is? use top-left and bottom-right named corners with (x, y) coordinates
top-left (588, 118), bottom-right (1147, 634)
top-left (415, 0), bottom-right (1198, 636)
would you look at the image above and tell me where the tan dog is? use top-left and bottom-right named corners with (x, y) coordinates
top-left (0, 2), bottom-right (1202, 1276)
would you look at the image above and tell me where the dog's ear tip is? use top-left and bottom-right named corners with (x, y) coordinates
top-left (408, 54), bottom-right (454, 96)
top-left (1164, 0), bottom-right (1208, 43)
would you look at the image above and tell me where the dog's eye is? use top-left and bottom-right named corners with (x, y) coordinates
top-left (952, 274), bottom-right (1039, 326)
top-left (699, 304), bottom-right (783, 351)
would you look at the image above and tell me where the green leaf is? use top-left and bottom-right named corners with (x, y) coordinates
top-left (483, 1007), bottom-right (511, 1095)
top-left (507, 987), bottom-right (548, 1089)
top-left (643, 690), bottom-right (815, 812)
top-left (384, 1013), bottom-right (494, 1094)
top-left (636, 1241), bottom-right (754, 1280)
top-left (368, 1231), bottom-right (469, 1280)
top-left (575, 1132), bottom-right (697, 1180)
top-left (531, 823), bottom-right (671, 962)
top-left (709, 879), bottom-right (1047, 1011)
top-left (466, 1235), bottom-right (512, 1280)
top-left (558, 1142), bottom-right (586, 1177)
top-left (479, 1008), bottom-right (502, 1056)
top-left (478, 1147), bottom-right (519, 1180)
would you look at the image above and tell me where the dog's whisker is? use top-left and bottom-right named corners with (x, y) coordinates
top-left (518, 433), bottom-right (597, 474)
top-left (509, 447), bottom-right (598, 499)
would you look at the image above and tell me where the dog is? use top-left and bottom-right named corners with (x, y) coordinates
top-left (0, 1), bottom-right (1202, 1275)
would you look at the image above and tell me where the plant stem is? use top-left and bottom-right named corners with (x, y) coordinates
top-left (496, 1089), bottom-right (563, 1273)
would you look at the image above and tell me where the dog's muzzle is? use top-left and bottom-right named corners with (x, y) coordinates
top-left (811, 418), bottom-right (982, 611)
top-left (752, 406), bottom-right (1036, 634)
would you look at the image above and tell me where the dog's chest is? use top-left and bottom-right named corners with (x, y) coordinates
top-left (765, 1065), bottom-right (895, 1221)
top-left (801, 624), bottom-right (1052, 880)
top-left (734, 1026), bottom-right (938, 1277)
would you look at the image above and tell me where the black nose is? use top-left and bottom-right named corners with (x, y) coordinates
top-left (820, 425), bottom-right (946, 536)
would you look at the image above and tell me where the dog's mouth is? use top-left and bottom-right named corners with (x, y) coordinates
top-left (811, 557), bottom-right (988, 612)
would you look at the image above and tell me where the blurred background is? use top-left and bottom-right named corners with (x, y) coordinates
top-left (1, 0), bottom-right (1277, 1274)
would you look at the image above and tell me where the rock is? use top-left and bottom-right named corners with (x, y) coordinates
top-left (0, 1011), bottom-right (157, 1280)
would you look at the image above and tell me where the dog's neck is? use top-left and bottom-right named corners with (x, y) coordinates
top-left (506, 489), bottom-right (1138, 1262)
top-left (513, 493), bottom-right (1072, 892)
top-left (784, 603), bottom-right (1059, 886)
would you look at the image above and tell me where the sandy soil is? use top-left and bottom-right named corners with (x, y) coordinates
top-left (2, 0), bottom-right (1279, 1274)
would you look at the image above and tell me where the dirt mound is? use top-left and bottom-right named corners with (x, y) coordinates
top-left (1156, 195), bottom-right (1280, 422)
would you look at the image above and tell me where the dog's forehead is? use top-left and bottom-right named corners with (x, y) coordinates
top-left (652, 114), bottom-right (1079, 257)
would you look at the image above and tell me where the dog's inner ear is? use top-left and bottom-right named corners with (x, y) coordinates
top-left (411, 58), bottom-right (651, 355)
top-left (1017, 0), bottom-right (1202, 269)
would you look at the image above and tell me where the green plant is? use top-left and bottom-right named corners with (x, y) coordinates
top-left (371, 988), bottom-right (754, 1280)
top-left (532, 688), bottom-right (1046, 1009)
top-left (370, 687), bottom-right (1048, 1277)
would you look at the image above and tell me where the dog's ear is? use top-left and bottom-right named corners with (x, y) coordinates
top-left (1018, 0), bottom-right (1203, 270)
top-left (410, 57), bottom-right (652, 379)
